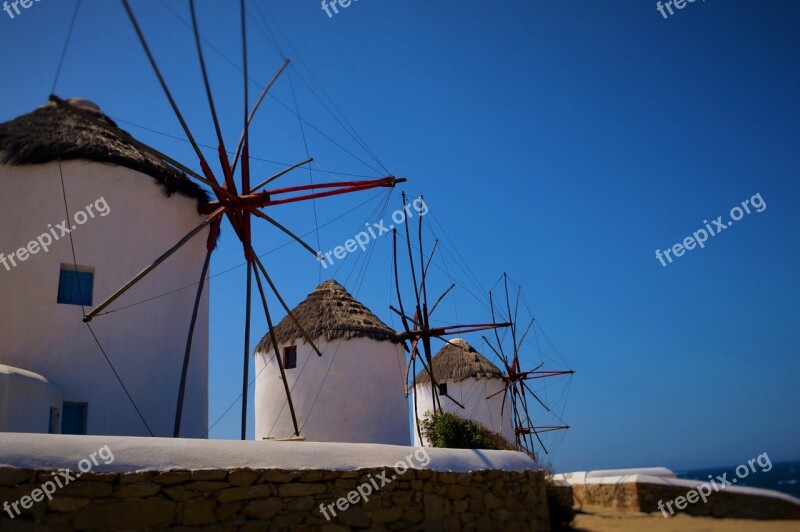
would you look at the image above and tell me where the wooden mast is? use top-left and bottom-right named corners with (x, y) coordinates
top-left (484, 273), bottom-right (575, 458)
top-left (73, 0), bottom-right (404, 439)
top-left (391, 193), bottom-right (511, 441)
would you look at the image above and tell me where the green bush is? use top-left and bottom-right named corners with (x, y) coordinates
top-left (419, 411), bottom-right (514, 451)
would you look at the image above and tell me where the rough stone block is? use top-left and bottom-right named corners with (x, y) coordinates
top-left (74, 499), bottom-right (176, 529)
top-left (181, 498), bottom-right (217, 526)
top-left (47, 496), bottom-right (91, 513)
top-left (59, 481), bottom-right (113, 498)
top-left (278, 483), bottom-right (328, 497)
top-left (113, 482), bottom-right (161, 498)
top-left (184, 481), bottom-right (230, 492)
top-left (153, 471), bottom-right (191, 486)
top-left (215, 485), bottom-right (273, 504)
top-left (118, 472), bottom-right (152, 485)
top-left (242, 498), bottom-right (283, 520)
top-left (190, 470), bottom-right (228, 482)
top-left (228, 469), bottom-right (260, 487)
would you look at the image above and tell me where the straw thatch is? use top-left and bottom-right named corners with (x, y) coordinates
top-left (0, 98), bottom-right (208, 206)
top-left (415, 338), bottom-right (503, 385)
top-left (255, 280), bottom-right (401, 353)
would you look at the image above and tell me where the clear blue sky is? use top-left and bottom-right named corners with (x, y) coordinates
top-left (1, 1), bottom-right (798, 473)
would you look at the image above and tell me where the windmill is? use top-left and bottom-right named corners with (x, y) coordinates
top-left (52, 0), bottom-right (403, 440)
top-left (483, 274), bottom-right (574, 459)
top-left (390, 192), bottom-right (510, 443)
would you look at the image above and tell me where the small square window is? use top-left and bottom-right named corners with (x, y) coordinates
top-left (283, 346), bottom-right (297, 370)
top-left (58, 266), bottom-right (93, 306)
top-left (438, 383), bottom-right (448, 396)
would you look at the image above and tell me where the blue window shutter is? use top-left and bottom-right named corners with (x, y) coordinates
top-left (57, 269), bottom-right (73, 304)
top-left (77, 271), bottom-right (93, 306)
top-left (57, 268), bottom-right (94, 306)
top-left (62, 402), bottom-right (88, 435)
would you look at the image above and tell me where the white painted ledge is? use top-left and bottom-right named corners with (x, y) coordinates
top-left (553, 468), bottom-right (800, 507)
top-left (0, 433), bottom-right (538, 474)
top-left (0, 364), bottom-right (53, 384)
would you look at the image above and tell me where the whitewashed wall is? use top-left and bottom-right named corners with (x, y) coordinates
top-left (0, 159), bottom-right (209, 437)
top-left (0, 365), bottom-right (63, 433)
top-left (254, 337), bottom-right (410, 445)
top-left (411, 377), bottom-right (514, 446)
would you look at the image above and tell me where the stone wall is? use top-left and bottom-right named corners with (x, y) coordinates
top-left (569, 482), bottom-right (640, 512)
top-left (569, 481), bottom-right (800, 520)
top-left (0, 467), bottom-right (549, 530)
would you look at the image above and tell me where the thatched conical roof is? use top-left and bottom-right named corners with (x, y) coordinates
top-left (0, 98), bottom-right (208, 206)
top-left (414, 338), bottom-right (503, 386)
top-left (255, 280), bottom-right (401, 353)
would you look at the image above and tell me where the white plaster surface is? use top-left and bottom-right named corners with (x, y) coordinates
top-left (0, 433), bottom-right (538, 474)
top-left (0, 158), bottom-right (209, 438)
top-left (0, 365), bottom-right (62, 433)
top-left (585, 467), bottom-right (676, 479)
top-left (255, 337), bottom-right (410, 445)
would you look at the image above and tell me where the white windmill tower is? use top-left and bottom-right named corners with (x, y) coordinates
top-left (254, 280), bottom-right (410, 445)
top-left (0, 98), bottom-right (209, 437)
top-left (411, 338), bottom-right (514, 446)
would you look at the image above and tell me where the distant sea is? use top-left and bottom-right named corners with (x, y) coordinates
top-left (676, 459), bottom-right (800, 500)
